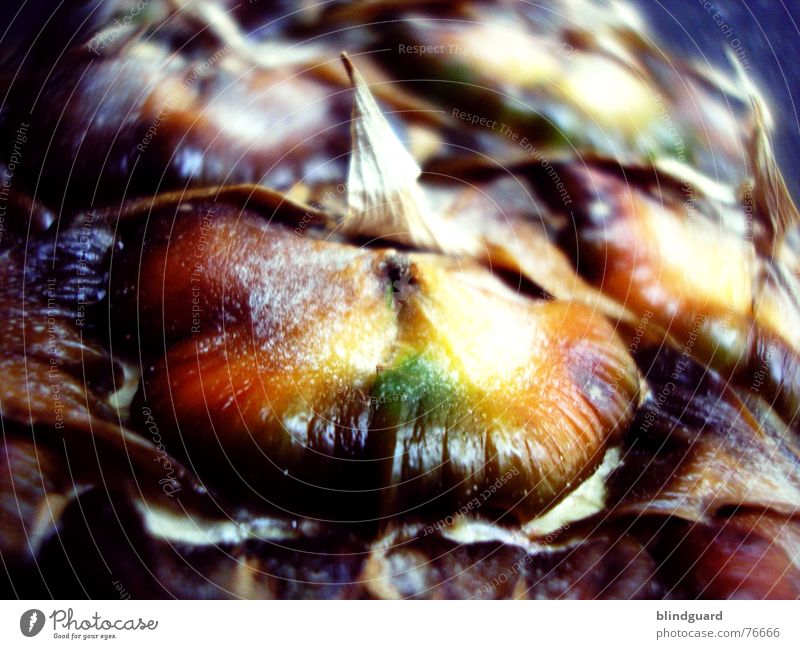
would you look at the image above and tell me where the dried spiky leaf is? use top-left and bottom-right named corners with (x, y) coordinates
top-left (340, 54), bottom-right (479, 254)
top-left (749, 97), bottom-right (800, 248)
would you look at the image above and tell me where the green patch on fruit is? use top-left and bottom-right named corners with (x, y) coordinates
top-left (384, 281), bottom-right (395, 310)
top-left (440, 61), bottom-right (474, 86)
top-left (370, 354), bottom-right (459, 425)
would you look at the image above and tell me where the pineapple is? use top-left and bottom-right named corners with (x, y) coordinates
top-left (1, 0), bottom-right (799, 599)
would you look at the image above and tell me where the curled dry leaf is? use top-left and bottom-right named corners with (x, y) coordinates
top-left (608, 345), bottom-right (800, 522)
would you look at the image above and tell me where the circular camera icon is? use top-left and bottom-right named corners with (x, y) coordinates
top-left (20, 609), bottom-right (46, 637)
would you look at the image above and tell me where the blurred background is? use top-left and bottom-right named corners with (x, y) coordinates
top-left (639, 0), bottom-right (800, 199)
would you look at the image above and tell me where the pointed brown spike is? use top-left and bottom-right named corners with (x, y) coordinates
top-left (339, 52), bottom-right (479, 254)
top-left (749, 97), bottom-right (800, 249)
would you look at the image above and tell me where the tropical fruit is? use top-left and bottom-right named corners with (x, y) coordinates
top-left (1, 0), bottom-right (799, 598)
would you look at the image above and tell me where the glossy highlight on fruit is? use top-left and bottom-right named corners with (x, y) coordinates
top-left (111, 204), bottom-right (638, 520)
top-left (1, 0), bottom-right (799, 600)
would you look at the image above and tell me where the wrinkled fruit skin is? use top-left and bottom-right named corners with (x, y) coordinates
top-left (111, 204), bottom-right (638, 521)
top-left (1, 0), bottom-right (799, 599)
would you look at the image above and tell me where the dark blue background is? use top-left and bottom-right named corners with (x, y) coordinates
top-left (638, 0), bottom-right (800, 200)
